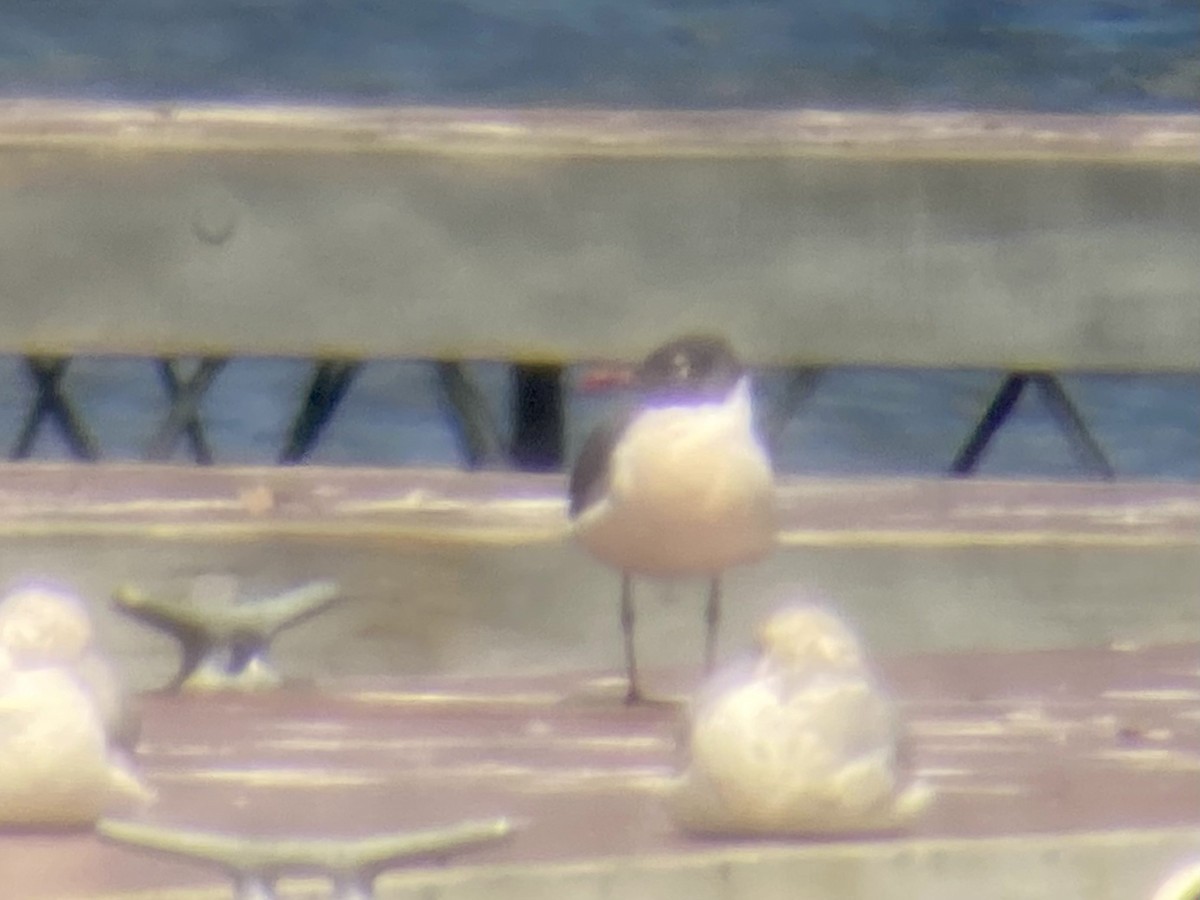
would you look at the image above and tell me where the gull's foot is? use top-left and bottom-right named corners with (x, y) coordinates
top-left (626, 692), bottom-right (687, 710)
top-left (625, 682), bottom-right (687, 710)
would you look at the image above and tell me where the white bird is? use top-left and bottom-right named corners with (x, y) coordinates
top-left (569, 335), bottom-right (776, 704)
top-left (668, 604), bottom-right (932, 836)
top-left (0, 585), bottom-right (154, 826)
top-left (0, 584), bottom-right (130, 744)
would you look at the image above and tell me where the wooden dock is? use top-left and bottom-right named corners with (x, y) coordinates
top-left (0, 465), bottom-right (1195, 897)
top-left (4, 643), bottom-right (1198, 899)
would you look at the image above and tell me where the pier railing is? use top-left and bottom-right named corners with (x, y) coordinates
top-left (2, 103), bottom-right (1197, 473)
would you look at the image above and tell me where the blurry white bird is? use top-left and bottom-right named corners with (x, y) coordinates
top-left (0, 585), bottom-right (153, 826)
top-left (669, 604), bottom-right (932, 835)
top-left (0, 583), bottom-right (131, 744)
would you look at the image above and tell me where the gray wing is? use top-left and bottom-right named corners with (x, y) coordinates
top-left (568, 408), bottom-right (637, 519)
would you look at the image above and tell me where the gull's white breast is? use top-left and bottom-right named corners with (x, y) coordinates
top-left (574, 377), bottom-right (776, 576)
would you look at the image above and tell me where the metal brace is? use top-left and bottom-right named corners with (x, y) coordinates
top-left (10, 356), bottom-right (99, 460)
top-left (146, 357), bottom-right (228, 463)
top-left (279, 360), bottom-right (362, 463)
top-left (951, 371), bottom-right (1114, 478)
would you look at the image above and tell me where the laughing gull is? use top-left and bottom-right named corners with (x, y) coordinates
top-left (569, 335), bottom-right (777, 704)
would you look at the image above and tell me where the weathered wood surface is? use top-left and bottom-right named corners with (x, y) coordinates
top-left (2, 105), bottom-right (1197, 161)
top-left (0, 103), bottom-right (1197, 369)
top-left (0, 463), bottom-right (1196, 545)
top-left (0, 464), bottom-right (1195, 692)
top-left (3, 643), bottom-right (1198, 899)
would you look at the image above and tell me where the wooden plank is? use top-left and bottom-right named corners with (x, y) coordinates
top-left (3, 644), bottom-right (1198, 899)
top-left (0, 465), bottom-right (1195, 692)
top-left (0, 103), bottom-right (1197, 370)
top-left (0, 464), bottom-right (1196, 547)
top-left (1, 105), bottom-right (1197, 162)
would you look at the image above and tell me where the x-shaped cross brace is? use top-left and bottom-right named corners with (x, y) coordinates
top-left (951, 371), bottom-right (1114, 478)
top-left (757, 366), bottom-right (1113, 478)
top-left (145, 357), bottom-right (228, 463)
top-left (10, 356), bottom-right (99, 460)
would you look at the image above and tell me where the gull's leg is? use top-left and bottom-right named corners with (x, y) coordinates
top-left (621, 572), bottom-right (641, 704)
top-left (704, 576), bottom-right (721, 674)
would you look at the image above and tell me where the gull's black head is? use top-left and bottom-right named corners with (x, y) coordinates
top-left (635, 335), bottom-right (743, 403)
top-left (568, 334), bottom-right (745, 518)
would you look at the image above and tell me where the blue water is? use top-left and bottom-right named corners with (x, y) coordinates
top-left (0, 0), bottom-right (1195, 111)
top-left (0, 357), bottom-right (1195, 479)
